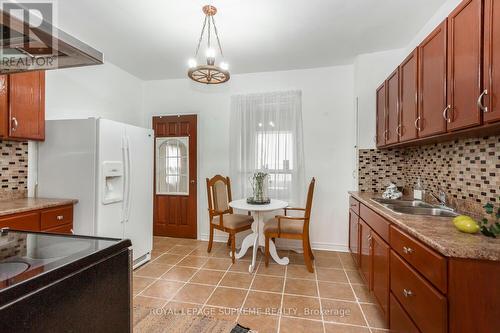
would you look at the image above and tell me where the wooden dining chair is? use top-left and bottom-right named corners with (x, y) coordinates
top-left (206, 175), bottom-right (253, 263)
top-left (264, 178), bottom-right (316, 272)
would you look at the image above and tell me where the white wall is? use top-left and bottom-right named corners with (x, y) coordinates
top-left (143, 66), bottom-right (356, 251)
top-left (354, 0), bottom-right (462, 149)
top-left (45, 62), bottom-right (144, 126)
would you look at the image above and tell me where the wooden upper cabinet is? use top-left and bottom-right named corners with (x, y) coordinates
top-left (386, 69), bottom-right (400, 145)
top-left (8, 71), bottom-right (45, 140)
top-left (447, 0), bottom-right (482, 131)
top-left (376, 83), bottom-right (387, 147)
top-left (0, 75), bottom-right (8, 138)
top-left (418, 20), bottom-right (448, 138)
top-left (483, 0), bottom-right (500, 123)
top-left (399, 49), bottom-right (419, 142)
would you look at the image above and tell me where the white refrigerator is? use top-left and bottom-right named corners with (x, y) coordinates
top-left (37, 118), bottom-right (153, 268)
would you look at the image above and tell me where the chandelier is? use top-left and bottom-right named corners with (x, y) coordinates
top-left (187, 5), bottom-right (230, 84)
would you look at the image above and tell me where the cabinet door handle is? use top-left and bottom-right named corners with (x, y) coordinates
top-left (11, 117), bottom-right (18, 131)
top-left (384, 129), bottom-right (389, 141)
top-left (414, 117), bottom-right (421, 131)
top-left (56, 215), bottom-right (64, 220)
top-left (403, 289), bottom-right (414, 297)
top-left (477, 89), bottom-right (488, 113)
top-left (396, 124), bottom-right (403, 137)
top-left (442, 105), bottom-right (452, 123)
top-left (403, 246), bottom-right (414, 254)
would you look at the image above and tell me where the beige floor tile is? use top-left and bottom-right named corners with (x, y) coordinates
top-left (167, 245), bottom-right (197, 256)
top-left (154, 253), bottom-right (183, 265)
top-left (315, 250), bottom-right (340, 259)
top-left (321, 299), bottom-right (367, 326)
top-left (211, 247), bottom-right (233, 258)
top-left (160, 266), bottom-right (197, 282)
top-left (282, 295), bottom-right (322, 320)
top-left (345, 270), bottom-right (365, 285)
top-left (286, 264), bottom-right (316, 280)
top-left (206, 287), bottom-right (247, 309)
top-left (190, 269), bottom-right (225, 285)
top-left (135, 263), bottom-right (172, 278)
top-left (257, 263), bottom-right (286, 277)
top-left (318, 281), bottom-right (356, 301)
top-left (203, 258), bottom-right (233, 271)
top-left (190, 247), bottom-right (213, 257)
top-left (152, 243), bottom-right (175, 252)
top-left (141, 280), bottom-right (184, 300)
top-left (219, 272), bottom-right (254, 289)
top-left (351, 284), bottom-right (377, 303)
top-left (133, 276), bottom-right (155, 295)
top-left (324, 323), bottom-right (370, 333)
top-left (360, 303), bottom-right (388, 329)
top-left (317, 268), bottom-right (349, 283)
top-left (202, 306), bottom-right (239, 322)
top-left (173, 283), bottom-right (215, 304)
top-left (238, 313), bottom-right (279, 333)
top-left (315, 256), bottom-right (343, 268)
top-left (287, 253), bottom-right (307, 265)
top-left (150, 250), bottom-right (164, 259)
top-left (285, 278), bottom-right (318, 297)
top-left (162, 301), bottom-right (202, 316)
top-left (177, 255), bottom-right (209, 268)
top-left (229, 260), bottom-right (252, 272)
top-left (133, 296), bottom-right (167, 308)
top-left (279, 316), bottom-right (324, 333)
top-left (242, 291), bottom-right (282, 315)
top-left (251, 275), bottom-right (284, 293)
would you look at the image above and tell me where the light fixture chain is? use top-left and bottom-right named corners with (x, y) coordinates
top-left (195, 15), bottom-right (208, 57)
top-left (211, 15), bottom-right (224, 57)
top-left (207, 13), bottom-right (211, 49)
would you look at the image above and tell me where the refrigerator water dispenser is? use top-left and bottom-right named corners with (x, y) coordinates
top-left (102, 161), bottom-right (124, 204)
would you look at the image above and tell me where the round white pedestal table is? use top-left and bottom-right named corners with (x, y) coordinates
top-left (229, 199), bottom-right (289, 273)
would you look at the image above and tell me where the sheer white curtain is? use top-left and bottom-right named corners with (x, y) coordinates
top-left (229, 90), bottom-right (305, 206)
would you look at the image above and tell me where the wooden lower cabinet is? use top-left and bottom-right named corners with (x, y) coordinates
top-left (371, 231), bottom-right (390, 318)
top-left (390, 293), bottom-right (420, 333)
top-left (0, 204), bottom-right (73, 234)
top-left (359, 219), bottom-right (372, 287)
top-left (348, 210), bottom-right (360, 264)
top-left (348, 196), bottom-right (500, 333)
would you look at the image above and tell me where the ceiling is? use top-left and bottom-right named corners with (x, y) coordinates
top-left (57, 0), bottom-right (447, 80)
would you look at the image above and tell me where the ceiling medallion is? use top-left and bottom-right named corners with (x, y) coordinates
top-left (187, 5), bottom-right (230, 84)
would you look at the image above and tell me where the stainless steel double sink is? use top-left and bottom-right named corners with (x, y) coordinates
top-left (371, 198), bottom-right (458, 217)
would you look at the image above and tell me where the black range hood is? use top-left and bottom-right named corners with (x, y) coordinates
top-left (0, 7), bottom-right (103, 74)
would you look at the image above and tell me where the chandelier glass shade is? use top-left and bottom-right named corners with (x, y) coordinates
top-left (187, 5), bottom-right (230, 84)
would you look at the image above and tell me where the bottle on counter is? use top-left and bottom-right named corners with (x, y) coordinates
top-left (413, 177), bottom-right (425, 200)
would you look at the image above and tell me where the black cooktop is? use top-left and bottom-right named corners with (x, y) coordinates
top-left (0, 229), bottom-right (131, 297)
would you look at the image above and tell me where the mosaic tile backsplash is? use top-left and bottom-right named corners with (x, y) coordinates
top-left (358, 135), bottom-right (499, 217)
top-left (0, 140), bottom-right (28, 200)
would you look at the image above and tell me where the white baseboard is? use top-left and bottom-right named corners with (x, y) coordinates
top-left (199, 233), bottom-right (348, 253)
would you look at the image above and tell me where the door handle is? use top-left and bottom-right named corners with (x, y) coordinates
top-left (477, 89), bottom-right (488, 113)
top-left (11, 117), bottom-right (18, 131)
top-left (396, 124), bottom-right (403, 137)
top-left (442, 105), bottom-right (452, 123)
top-left (190, 180), bottom-right (196, 184)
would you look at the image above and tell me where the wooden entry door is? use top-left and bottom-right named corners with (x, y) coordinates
top-left (153, 115), bottom-right (197, 238)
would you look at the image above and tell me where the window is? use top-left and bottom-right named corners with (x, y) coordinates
top-left (155, 137), bottom-right (189, 195)
top-left (230, 90), bottom-right (305, 206)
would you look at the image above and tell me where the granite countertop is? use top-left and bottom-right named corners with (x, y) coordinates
top-left (349, 191), bottom-right (500, 261)
top-left (0, 198), bottom-right (78, 217)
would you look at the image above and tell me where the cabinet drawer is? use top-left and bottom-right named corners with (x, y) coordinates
top-left (44, 223), bottom-right (73, 235)
top-left (391, 251), bottom-right (447, 333)
top-left (0, 212), bottom-right (40, 231)
top-left (349, 196), bottom-right (360, 215)
top-left (390, 226), bottom-right (447, 293)
top-left (390, 293), bottom-right (420, 333)
top-left (41, 205), bottom-right (73, 230)
top-left (360, 204), bottom-right (389, 242)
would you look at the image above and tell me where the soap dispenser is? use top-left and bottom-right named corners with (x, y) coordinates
top-left (413, 177), bottom-right (425, 200)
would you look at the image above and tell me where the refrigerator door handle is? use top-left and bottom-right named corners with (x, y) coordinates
top-left (124, 135), bottom-right (132, 222)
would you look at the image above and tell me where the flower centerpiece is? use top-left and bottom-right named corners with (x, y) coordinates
top-left (247, 172), bottom-right (270, 204)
